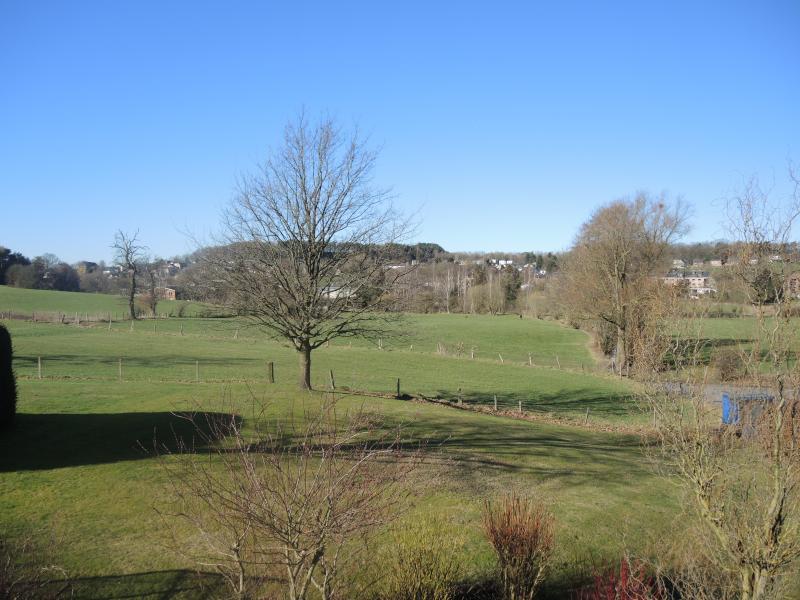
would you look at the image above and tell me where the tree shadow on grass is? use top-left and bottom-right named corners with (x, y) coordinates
top-left (63, 568), bottom-right (225, 599)
top-left (0, 411), bottom-right (237, 472)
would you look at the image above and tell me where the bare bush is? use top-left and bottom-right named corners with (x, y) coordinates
top-left (482, 494), bottom-right (555, 600)
top-left (157, 396), bottom-right (421, 600)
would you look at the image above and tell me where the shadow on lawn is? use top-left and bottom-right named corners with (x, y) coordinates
top-left (0, 411), bottom-right (235, 472)
top-left (66, 568), bottom-right (225, 599)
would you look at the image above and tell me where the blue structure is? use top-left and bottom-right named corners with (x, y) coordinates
top-left (721, 393), bottom-right (739, 425)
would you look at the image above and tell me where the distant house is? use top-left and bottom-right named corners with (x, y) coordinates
top-left (662, 269), bottom-right (716, 297)
top-left (322, 285), bottom-right (354, 300)
top-left (155, 287), bottom-right (176, 301)
top-left (75, 261), bottom-right (98, 275)
top-left (709, 259), bottom-right (723, 267)
top-left (488, 258), bottom-right (514, 269)
top-left (692, 259), bottom-right (705, 267)
top-left (672, 259), bottom-right (686, 268)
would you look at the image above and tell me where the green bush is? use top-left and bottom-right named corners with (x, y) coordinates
top-left (374, 515), bottom-right (467, 600)
top-left (0, 324), bottom-right (16, 428)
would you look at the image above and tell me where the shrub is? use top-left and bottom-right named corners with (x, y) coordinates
top-left (0, 324), bottom-right (16, 429)
top-left (713, 347), bottom-right (745, 382)
top-left (375, 515), bottom-right (466, 600)
top-left (482, 494), bottom-right (554, 600)
top-left (572, 558), bottom-right (664, 600)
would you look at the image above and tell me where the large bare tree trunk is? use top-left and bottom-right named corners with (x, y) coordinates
top-left (128, 273), bottom-right (137, 320)
top-left (299, 342), bottom-right (312, 390)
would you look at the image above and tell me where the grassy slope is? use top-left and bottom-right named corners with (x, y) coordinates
top-left (0, 379), bottom-right (675, 599)
top-left (0, 293), bottom-right (669, 598)
top-left (0, 285), bottom-right (209, 317)
top-left (7, 317), bottom-right (635, 426)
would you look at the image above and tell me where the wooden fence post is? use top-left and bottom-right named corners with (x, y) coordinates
top-left (584, 408), bottom-right (590, 425)
top-left (498, 353), bottom-right (503, 364)
top-left (329, 369), bottom-right (336, 390)
top-left (38, 356), bottom-right (42, 380)
top-left (528, 353), bottom-right (532, 366)
top-left (493, 394), bottom-right (498, 411)
top-left (180, 324), bottom-right (184, 336)
top-left (118, 358), bottom-right (122, 382)
top-left (195, 360), bottom-right (199, 383)
top-left (396, 378), bottom-right (401, 399)
top-left (518, 400), bottom-right (522, 414)
top-left (555, 355), bottom-right (561, 369)
top-left (267, 361), bottom-right (274, 384)
top-left (130, 320), bottom-right (134, 332)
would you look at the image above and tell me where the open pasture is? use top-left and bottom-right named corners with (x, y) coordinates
top-left (0, 289), bottom-right (674, 598)
top-left (5, 313), bottom-right (636, 426)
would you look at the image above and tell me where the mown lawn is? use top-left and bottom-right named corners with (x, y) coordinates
top-left (0, 378), bottom-right (676, 599)
top-left (6, 317), bottom-right (635, 426)
top-left (0, 298), bottom-right (677, 598)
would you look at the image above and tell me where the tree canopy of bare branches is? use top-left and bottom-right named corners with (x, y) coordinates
top-left (112, 230), bottom-right (147, 320)
top-left (561, 193), bottom-right (689, 374)
top-left (208, 114), bottom-right (410, 389)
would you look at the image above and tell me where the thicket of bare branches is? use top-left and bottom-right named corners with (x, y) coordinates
top-left (643, 167), bottom-right (800, 600)
top-left (156, 396), bottom-right (421, 600)
top-left (560, 194), bottom-right (689, 375)
top-left (205, 114), bottom-right (411, 389)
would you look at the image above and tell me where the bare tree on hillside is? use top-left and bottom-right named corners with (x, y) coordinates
top-left (206, 114), bottom-right (411, 389)
top-left (112, 230), bottom-right (147, 320)
top-left (561, 194), bottom-right (689, 374)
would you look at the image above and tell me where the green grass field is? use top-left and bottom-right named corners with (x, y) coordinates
top-left (0, 288), bottom-right (679, 598)
top-left (0, 286), bottom-right (211, 318)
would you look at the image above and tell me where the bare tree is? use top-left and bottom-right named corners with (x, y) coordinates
top-left (144, 259), bottom-right (161, 317)
top-left (157, 397), bottom-right (421, 600)
top-left (561, 193), bottom-right (689, 374)
top-left (112, 230), bottom-right (147, 320)
top-left (644, 167), bottom-right (800, 599)
top-left (207, 114), bottom-right (410, 389)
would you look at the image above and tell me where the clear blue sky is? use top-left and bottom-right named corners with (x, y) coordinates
top-left (1, 0), bottom-right (798, 263)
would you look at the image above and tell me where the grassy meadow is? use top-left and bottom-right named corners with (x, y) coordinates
top-left (0, 285), bottom-right (211, 319)
top-left (0, 288), bottom-right (681, 598)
